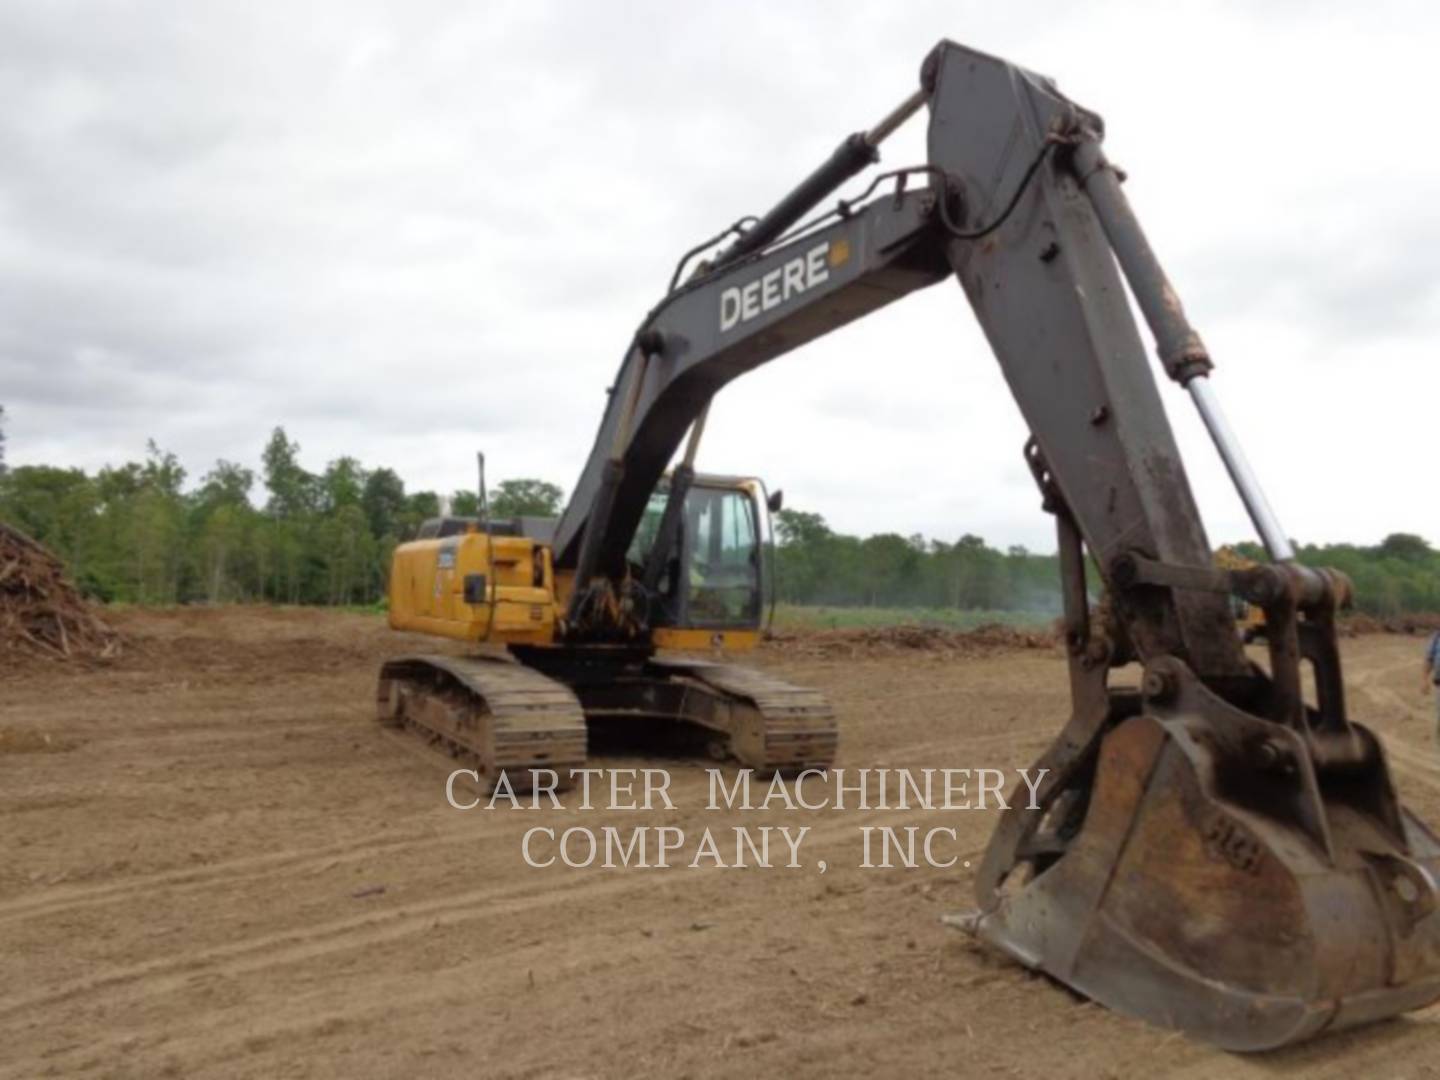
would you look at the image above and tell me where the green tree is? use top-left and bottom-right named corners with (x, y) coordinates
top-left (261, 427), bottom-right (316, 518)
top-left (317, 504), bottom-right (376, 604)
top-left (859, 533), bottom-right (920, 606)
top-left (198, 504), bottom-right (250, 602)
top-left (929, 534), bottom-right (1003, 609)
top-left (406, 491), bottom-right (440, 518)
top-left (197, 460), bottom-right (255, 507)
top-left (266, 519), bottom-right (307, 603)
top-left (361, 468), bottom-right (407, 540)
top-left (140, 440), bottom-right (185, 497)
top-left (0, 465), bottom-right (99, 575)
top-left (194, 460), bottom-right (257, 602)
top-left (776, 509), bottom-right (832, 547)
top-left (320, 456), bottom-right (366, 513)
top-left (87, 442), bottom-right (188, 603)
top-left (396, 491), bottom-right (441, 540)
top-left (1378, 532), bottom-right (1432, 562)
top-left (490, 479), bottom-right (563, 518)
top-left (774, 509), bottom-right (834, 604)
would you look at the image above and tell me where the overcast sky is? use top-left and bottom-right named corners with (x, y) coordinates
top-left (2, 0), bottom-right (1436, 552)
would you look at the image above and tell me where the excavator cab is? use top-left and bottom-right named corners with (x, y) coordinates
top-left (628, 473), bottom-right (774, 647)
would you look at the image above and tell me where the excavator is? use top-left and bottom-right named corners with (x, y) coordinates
top-left (381, 469), bottom-right (830, 775)
top-left (379, 39), bottom-right (1440, 1051)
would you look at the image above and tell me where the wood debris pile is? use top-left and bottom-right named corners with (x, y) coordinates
top-left (767, 623), bottom-right (1058, 659)
top-left (0, 522), bottom-right (121, 665)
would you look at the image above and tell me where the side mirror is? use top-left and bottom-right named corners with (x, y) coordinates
top-left (767, 489), bottom-right (784, 514)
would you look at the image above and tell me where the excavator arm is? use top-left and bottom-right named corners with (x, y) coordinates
top-left (552, 39), bottom-right (1440, 1050)
top-left (550, 176), bottom-right (948, 579)
top-left (557, 42), bottom-right (1243, 680)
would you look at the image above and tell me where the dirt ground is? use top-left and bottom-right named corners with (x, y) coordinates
top-left (3, 608), bottom-right (1439, 1079)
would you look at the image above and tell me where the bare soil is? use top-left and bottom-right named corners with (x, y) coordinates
top-left (2, 607), bottom-right (1439, 1079)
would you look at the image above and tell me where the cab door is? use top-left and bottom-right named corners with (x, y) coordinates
top-left (680, 483), bottom-right (762, 628)
top-left (628, 478), bottom-right (767, 634)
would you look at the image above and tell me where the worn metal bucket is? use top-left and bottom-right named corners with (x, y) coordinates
top-left (960, 658), bottom-right (1440, 1051)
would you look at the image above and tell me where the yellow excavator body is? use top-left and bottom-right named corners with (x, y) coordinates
top-left (387, 473), bottom-right (770, 655)
top-left (388, 530), bottom-right (559, 646)
top-left (388, 526), bottom-right (765, 653)
top-left (378, 473), bottom-right (829, 786)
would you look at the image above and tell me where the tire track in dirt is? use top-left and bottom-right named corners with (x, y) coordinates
top-left (7, 854), bottom-right (917, 1080)
top-left (80, 716), bottom-right (352, 747)
top-left (1347, 656), bottom-right (1429, 722)
top-left (0, 719), bottom-right (586, 928)
top-left (5, 930), bottom-right (679, 1080)
top-left (0, 868), bottom-right (648, 1024)
top-left (8, 853), bottom-right (988, 1078)
top-left (867, 727), bottom-right (1056, 766)
top-left (0, 802), bottom-right (978, 1026)
top-left (0, 828), bottom-right (443, 927)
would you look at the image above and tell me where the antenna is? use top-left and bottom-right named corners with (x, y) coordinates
top-left (477, 452), bottom-right (489, 529)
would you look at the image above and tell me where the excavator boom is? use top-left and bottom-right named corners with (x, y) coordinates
top-left (542, 39), bottom-right (1440, 1049)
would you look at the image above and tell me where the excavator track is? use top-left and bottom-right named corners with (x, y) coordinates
top-left (646, 658), bottom-right (838, 771)
top-left (377, 654), bottom-right (587, 787)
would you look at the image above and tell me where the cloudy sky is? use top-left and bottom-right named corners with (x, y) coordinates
top-left (2, 0), bottom-right (1436, 552)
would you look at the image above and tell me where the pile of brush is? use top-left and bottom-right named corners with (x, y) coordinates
top-left (1341, 611), bottom-right (1440, 636)
top-left (0, 522), bottom-right (121, 664)
top-left (767, 622), bottom-right (1058, 659)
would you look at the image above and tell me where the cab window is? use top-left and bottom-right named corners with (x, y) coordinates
top-left (627, 489), bottom-right (669, 578)
top-left (686, 486), bottom-right (760, 624)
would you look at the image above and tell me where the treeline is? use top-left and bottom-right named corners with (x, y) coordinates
top-left (772, 511), bottom-right (1440, 618)
top-left (1, 423), bottom-right (1437, 616)
top-left (774, 510), bottom-right (1064, 613)
top-left (0, 428), bottom-right (561, 605)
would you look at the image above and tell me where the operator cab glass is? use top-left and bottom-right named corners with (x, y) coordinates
top-left (628, 479), bottom-right (765, 629)
top-left (684, 485), bottom-right (760, 625)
